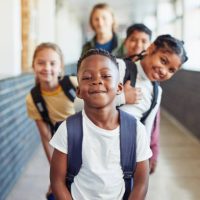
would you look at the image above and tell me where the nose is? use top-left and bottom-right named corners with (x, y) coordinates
top-left (91, 76), bottom-right (103, 85)
top-left (44, 63), bottom-right (51, 70)
top-left (159, 67), bottom-right (167, 77)
top-left (98, 18), bottom-right (104, 26)
top-left (136, 40), bottom-right (142, 48)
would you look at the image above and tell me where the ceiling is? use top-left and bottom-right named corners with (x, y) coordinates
top-left (67, 0), bottom-right (158, 28)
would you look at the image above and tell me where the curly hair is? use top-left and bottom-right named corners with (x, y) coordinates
top-left (77, 48), bottom-right (119, 73)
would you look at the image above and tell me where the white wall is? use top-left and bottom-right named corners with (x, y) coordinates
top-left (37, 0), bottom-right (55, 43)
top-left (55, 2), bottom-right (83, 64)
top-left (0, 0), bottom-right (21, 77)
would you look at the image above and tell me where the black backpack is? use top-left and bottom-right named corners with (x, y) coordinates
top-left (66, 110), bottom-right (137, 200)
top-left (123, 58), bottom-right (159, 124)
top-left (31, 75), bottom-right (76, 136)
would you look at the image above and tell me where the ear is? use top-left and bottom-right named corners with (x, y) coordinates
top-left (146, 43), bottom-right (156, 55)
top-left (116, 82), bottom-right (123, 95)
top-left (76, 86), bottom-right (82, 99)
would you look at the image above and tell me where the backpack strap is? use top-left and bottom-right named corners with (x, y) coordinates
top-left (66, 111), bottom-right (83, 191)
top-left (31, 85), bottom-right (55, 136)
top-left (59, 75), bottom-right (76, 102)
top-left (119, 109), bottom-right (137, 200)
top-left (141, 81), bottom-right (159, 123)
top-left (126, 51), bottom-right (146, 62)
top-left (123, 58), bottom-right (138, 87)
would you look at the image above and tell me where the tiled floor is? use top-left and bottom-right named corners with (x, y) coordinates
top-left (6, 110), bottom-right (200, 200)
top-left (146, 110), bottom-right (200, 200)
top-left (6, 145), bottom-right (49, 200)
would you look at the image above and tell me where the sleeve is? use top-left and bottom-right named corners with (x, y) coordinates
top-left (26, 93), bottom-right (42, 120)
top-left (115, 92), bottom-right (126, 106)
top-left (136, 120), bottom-right (152, 162)
top-left (115, 58), bottom-right (126, 106)
top-left (49, 120), bottom-right (68, 154)
top-left (74, 97), bottom-right (84, 113)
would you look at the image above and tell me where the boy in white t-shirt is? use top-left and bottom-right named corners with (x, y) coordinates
top-left (50, 49), bottom-right (152, 200)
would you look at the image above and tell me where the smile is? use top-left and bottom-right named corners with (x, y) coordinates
top-left (89, 90), bottom-right (106, 94)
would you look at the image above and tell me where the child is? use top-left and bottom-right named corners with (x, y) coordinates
top-left (81, 3), bottom-right (121, 55)
top-left (50, 49), bottom-right (152, 200)
top-left (117, 23), bottom-right (152, 59)
top-left (117, 23), bottom-right (160, 174)
top-left (118, 34), bottom-right (188, 152)
top-left (26, 42), bottom-right (78, 200)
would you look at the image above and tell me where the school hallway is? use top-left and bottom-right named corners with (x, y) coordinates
top-left (6, 109), bottom-right (200, 200)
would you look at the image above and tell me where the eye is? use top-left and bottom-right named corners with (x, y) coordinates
top-left (142, 39), bottom-right (148, 44)
top-left (102, 74), bottom-right (111, 79)
top-left (130, 38), bottom-right (137, 42)
top-left (37, 61), bottom-right (45, 65)
top-left (160, 57), bottom-right (167, 65)
top-left (168, 68), bottom-right (176, 73)
top-left (94, 17), bottom-right (100, 22)
top-left (82, 76), bottom-right (92, 80)
top-left (50, 61), bottom-right (57, 66)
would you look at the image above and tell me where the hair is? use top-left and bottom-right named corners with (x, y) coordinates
top-left (32, 42), bottom-right (64, 84)
top-left (77, 48), bottom-right (119, 72)
top-left (32, 42), bottom-right (64, 69)
top-left (126, 23), bottom-right (152, 40)
top-left (153, 34), bottom-right (188, 64)
top-left (89, 3), bottom-right (116, 32)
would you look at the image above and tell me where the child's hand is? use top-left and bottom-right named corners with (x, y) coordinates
top-left (124, 80), bottom-right (142, 104)
top-left (149, 158), bottom-right (157, 174)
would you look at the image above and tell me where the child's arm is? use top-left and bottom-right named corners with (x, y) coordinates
top-left (35, 120), bottom-right (53, 164)
top-left (50, 149), bottom-right (72, 200)
top-left (149, 110), bottom-right (160, 174)
top-left (128, 160), bottom-right (149, 200)
top-left (26, 94), bottom-right (53, 163)
top-left (129, 120), bottom-right (152, 200)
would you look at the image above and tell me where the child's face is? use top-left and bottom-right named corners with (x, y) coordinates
top-left (77, 55), bottom-right (122, 109)
top-left (142, 45), bottom-right (182, 81)
top-left (91, 8), bottom-right (113, 35)
top-left (124, 30), bottom-right (150, 57)
top-left (33, 48), bottom-right (62, 84)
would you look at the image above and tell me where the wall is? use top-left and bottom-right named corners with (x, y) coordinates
top-left (55, 1), bottom-right (83, 65)
top-left (0, 74), bottom-right (39, 200)
top-left (37, 0), bottom-right (55, 43)
top-left (161, 69), bottom-right (200, 140)
top-left (0, 0), bottom-right (21, 76)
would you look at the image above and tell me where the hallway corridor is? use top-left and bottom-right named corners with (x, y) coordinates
top-left (6, 110), bottom-right (200, 200)
top-left (147, 110), bottom-right (200, 200)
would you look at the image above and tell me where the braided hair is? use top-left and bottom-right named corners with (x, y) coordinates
top-left (77, 48), bottom-right (119, 73)
top-left (127, 34), bottom-right (188, 64)
top-left (153, 34), bottom-right (188, 64)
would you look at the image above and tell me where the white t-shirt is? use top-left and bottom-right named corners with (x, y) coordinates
top-left (50, 110), bottom-right (152, 200)
top-left (117, 59), bottom-right (162, 139)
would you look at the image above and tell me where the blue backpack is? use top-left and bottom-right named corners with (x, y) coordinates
top-left (66, 109), bottom-right (137, 200)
